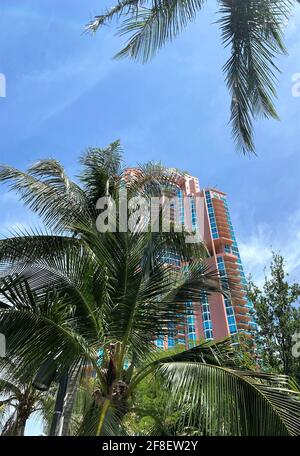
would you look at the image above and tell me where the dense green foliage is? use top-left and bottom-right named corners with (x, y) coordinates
top-left (247, 253), bottom-right (300, 382)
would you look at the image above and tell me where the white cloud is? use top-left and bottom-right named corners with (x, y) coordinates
top-left (239, 208), bottom-right (300, 285)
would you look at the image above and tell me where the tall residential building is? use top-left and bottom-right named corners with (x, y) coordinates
top-left (152, 172), bottom-right (255, 349)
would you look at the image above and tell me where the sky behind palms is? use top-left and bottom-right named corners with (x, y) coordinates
top-left (1, 1), bottom-right (300, 280)
top-left (0, 0), bottom-right (300, 435)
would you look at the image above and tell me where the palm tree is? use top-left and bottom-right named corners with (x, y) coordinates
top-left (0, 358), bottom-right (51, 436)
top-left (86, 0), bottom-right (296, 154)
top-left (0, 141), bottom-right (300, 435)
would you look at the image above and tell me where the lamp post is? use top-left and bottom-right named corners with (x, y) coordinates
top-left (33, 360), bottom-right (68, 436)
top-left (49, 371), bottom-right (68, 436)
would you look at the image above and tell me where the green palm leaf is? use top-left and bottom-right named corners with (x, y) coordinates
top-left (147, 341), bottom-right (300, 435)
top-left (218, 0), bottom-right (292, 153)
top-left (0, 164), bottom-right (90, 232)
top-left (114, 0), bottom-right (206, 62)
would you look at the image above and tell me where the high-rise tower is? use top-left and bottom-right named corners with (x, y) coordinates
top-left (154, 173), bottom-right (254, 349)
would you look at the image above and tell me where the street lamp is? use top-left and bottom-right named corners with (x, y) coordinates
top-left (33, 359), bottom-right (57, 391)
top-left (33, 360), bottom-right (68, 436)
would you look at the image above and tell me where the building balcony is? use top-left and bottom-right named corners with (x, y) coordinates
top-left (237, 320), bottom-right (252, 329)
top-left (213, 237), bottom-right (233, 247)
top-left (215, 219), bottom-right (229, 229)
top-left (212, 205), bottom-right (226, 214)
top-left (212, 199), bottom-right (225, 207)
top-left (233, 302), bottom-right (249, 315)
top-left (231, 289), bottom-right (246, 299)
top-left (217, 225), bottom-right (231, 236)
top-left (217, 229), bottom-right (231, 239)
top-left (214, 213), bottom-right (228, 223)
top-left (230, 283), bottom-right (244, 293)
top-left (213, 207), bottom-right (227, 217)
top-left (223, 253), bottom-right (238, 262)
top-left (216, 223), bottom-right (230, 232)
top-left (224, 259), bottom-right (238, 269)
top-left (235, 313), bottom-right (251, 322)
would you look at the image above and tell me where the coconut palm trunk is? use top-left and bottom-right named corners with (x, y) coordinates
top-left (14, 407), bottom-right (29, 436)
top-left (2, 397), bottom-right (33, 436)
top-left (0, 359), bottom-right (48, 436)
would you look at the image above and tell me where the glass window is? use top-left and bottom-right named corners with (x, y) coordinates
top-left (203, 320), bottom-right (212, 330)
top-left (168, 338), bottom-right (175, 348)
top-left (202, 312), bottom-right (210, 321)
top-left (205, 330), bottom-right (213, 340)
top-left (229, 325), bottom-right (237, 334)
top-left (155, 338), bottom-right (164, 348)
top-left (228, 316), bottom-right (236, 325)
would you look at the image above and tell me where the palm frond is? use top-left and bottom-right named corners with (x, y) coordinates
top-left (0, 233), bottom-right (80, 274)
top-left (218, 0), bottom-right (293, 153)
top-left (114, 0), bottom-right (206, 62)
top-left (76, 399), bottom-right (127, 436)
top-left (0, 163), bottom-right (90, 232)
top-left (153, 342), bottom-right (300, 435)
top-left (85, 0), bottom-right (142, 33)
top-left (0, 276), bottom-right (102, 384)
top-left (79, 140), bottom-right (123, 208)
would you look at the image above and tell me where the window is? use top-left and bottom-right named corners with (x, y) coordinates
top-left (202, 312), bottom-right (210, 322)
top-left (229, 325), bottom-right (237, 334)
top-left (155, 338), bottom-right (164, 348)
top-left (205, 330), bottom-right (213, 340)
top-left (204, 320), bottom-right (212, 330)
top-left (227, 316), bottom-right (236, 326)
top-left (224, 244), bottom-right (231, 254)
top-left (168, 338), bottom-right (175, 348)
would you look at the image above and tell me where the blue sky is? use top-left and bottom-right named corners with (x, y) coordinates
top-left (0, 0), bottom-right (300, 434)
